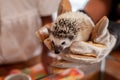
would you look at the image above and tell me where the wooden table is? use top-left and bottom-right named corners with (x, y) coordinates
top-left (81, 49), bottom-right (120, 80)
top-left (0, 55), bottom-right (41, 76)
top-left (104, 49), bottom-right (120, 80)
top-left (1, 49), bottom-right (120, 80)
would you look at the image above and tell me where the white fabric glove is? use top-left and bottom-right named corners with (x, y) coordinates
top-left (36, 0), bottom-right (117, 69)
top-left (52, 16), bottom-right (117, 68)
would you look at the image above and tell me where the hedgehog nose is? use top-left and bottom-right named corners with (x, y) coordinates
top-left (55, 50), bottom-right (60, 54)
top-left (54, 46), bottom-right (62, 54)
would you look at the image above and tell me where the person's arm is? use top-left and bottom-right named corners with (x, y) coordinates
top-left (41, 16), bottom-right (53, 26)
top-left (41, 15), bottom-right (55, 74)
top-left (85, 0), bottom-right (120, 49)
top-left (84, 0), bottom-right (112, 23)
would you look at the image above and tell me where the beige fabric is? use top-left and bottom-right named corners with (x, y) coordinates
top-left (52, 16), bottom-right (117, 68)
top-left (37, 0), bottom-right (60, 16)
top-left (0, 0), bottom-right (60, 64)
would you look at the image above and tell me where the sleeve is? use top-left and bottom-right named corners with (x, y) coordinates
top-left (0, 0), bottom-right (42, 64)
top-left (37, 0), bottom-right (60, 16)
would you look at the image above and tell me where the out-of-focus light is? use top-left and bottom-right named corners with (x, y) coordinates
top-left (70, 0), bottom-right (89, 11)
top-left (52, 0), bottom-right (89, 20)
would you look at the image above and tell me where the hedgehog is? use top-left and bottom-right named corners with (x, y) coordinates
top-left (49, 12), bottom-right (95, 54)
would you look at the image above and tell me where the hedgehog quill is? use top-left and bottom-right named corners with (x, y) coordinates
top-left (49, 12), bottom-right (94, 54)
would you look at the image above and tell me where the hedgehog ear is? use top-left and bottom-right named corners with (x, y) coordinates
top-left (57, 0), bottom-right (72, 16)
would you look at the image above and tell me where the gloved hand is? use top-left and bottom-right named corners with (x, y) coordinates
top-left (51, 16), bottom-right (117, 68)
top-left (36, 0), bottom-right (118, 69)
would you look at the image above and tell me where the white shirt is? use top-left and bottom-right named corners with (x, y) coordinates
top-left (0, 0), bottom-right (60, 64)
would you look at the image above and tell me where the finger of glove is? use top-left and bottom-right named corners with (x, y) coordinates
top-left (91, 16), bottom-right (108, 41)
top-left (61, 53), bottom-right (99, 64)
top-left (70, 41), bottom-right (105, 55)
top-left (51, 59), bottom-right (88, 68)
top-left (36, 27), bottom-right (49, 42)
top-left (70, 41), bottom-right (93, 54)
top-left (44, 38), bottom-right (54, 50)
top-left (91, 16), bottom-right (112, 46)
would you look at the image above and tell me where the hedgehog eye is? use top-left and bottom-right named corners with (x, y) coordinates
top-left (61, 42), bottom-right (66, 45)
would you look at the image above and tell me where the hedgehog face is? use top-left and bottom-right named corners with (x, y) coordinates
top-left (49, 18), bottom-right (78, 54)
top-left (49, 12), bottom-right (94, 54)
top-left (49, 34), bottom-right (73, 54)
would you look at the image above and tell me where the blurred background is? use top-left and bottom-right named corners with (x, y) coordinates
top-left (0, 0), bottom-right (120, 80)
